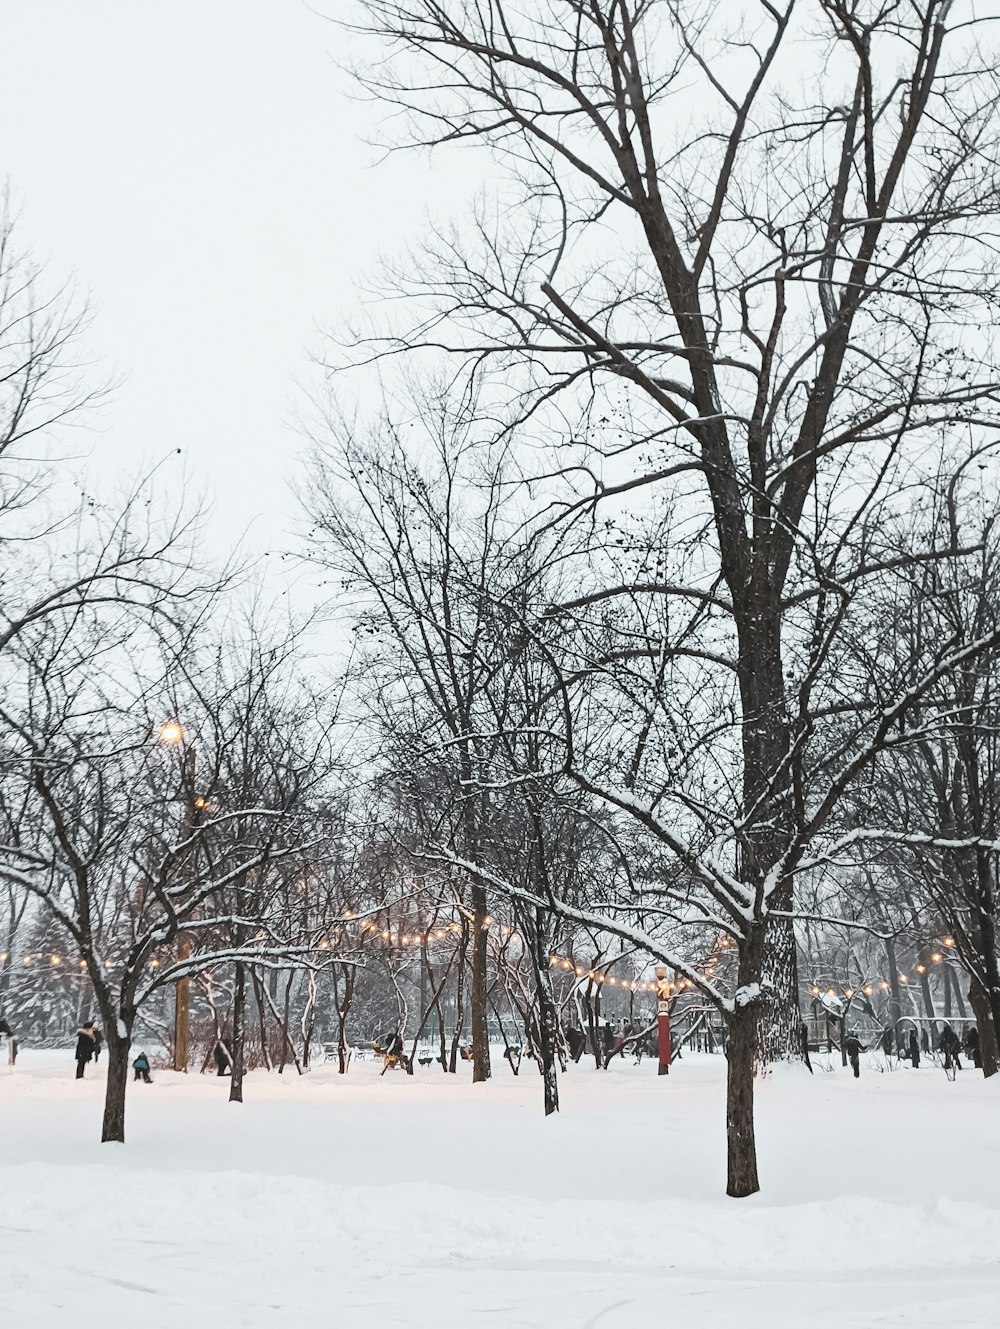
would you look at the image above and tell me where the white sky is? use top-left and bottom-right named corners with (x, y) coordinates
top-left (0, 1), bottom-right (457, 568)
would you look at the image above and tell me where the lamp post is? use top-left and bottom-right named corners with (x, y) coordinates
top-left (655, 964), bottom-right (671, 1076)
top-left (158, 721), bottom-right (196, 1072)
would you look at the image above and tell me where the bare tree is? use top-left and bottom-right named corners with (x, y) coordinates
top-left (303, 398), bottom-right (541, 1084)
top-left (337, 0), bottom-right (1000, 1195)
top-left (0, 604), bottom-right (325, 1142)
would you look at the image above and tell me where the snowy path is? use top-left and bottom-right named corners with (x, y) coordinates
top-left (2, 1050), bottom-right (998, 1327)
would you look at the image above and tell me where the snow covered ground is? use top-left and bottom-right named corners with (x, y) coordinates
top-left (2, 1047), bottom-right (998, 1327)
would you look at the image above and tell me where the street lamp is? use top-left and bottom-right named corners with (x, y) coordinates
top-left (157, 720), bottom-right (185, 746)
top-left (655, 964), bottom-right (671, 1077)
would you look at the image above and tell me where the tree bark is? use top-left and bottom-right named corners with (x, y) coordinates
top-left (333, 964), bottom-right (355, 1074)
top-left (725, 1004), bottom-right (759, 1198)
top-left (449, 922), bottom-right (468, 1073)
top-left (736, 610), bottom-right (801, 1063)
top-left (251, 969), bottom-right (273, 1070)
top-left (470, 884), bottom-right (491, 1082)
top-left (533, 934), bottom-right (560, 1116)
top-left (229, 961), bottom-right (246, 1103)
top-left (967, 980), bottom-right (999, 1078)
top-left (101, 1028), bottom-right (130, 1144)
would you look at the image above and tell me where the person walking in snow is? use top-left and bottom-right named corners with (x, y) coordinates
top-left (907, 1029), bottom-right (920, 1068)
top-left (939, 1024), bottom-right (962, 1075)
top-left (75, 1020), bottom-right (98, 1078)
top-left (132, 1051), bottom-right (152, 1084)
top-left (91, 1022), bottom-right (103, 1063)
top-left (966, 1025), bottom-right (981, 1069)
top-left (601, 1021), bottom-right (616, 1063)
top-left (843, 1031), bottom-right (863, 1078)
top-left (213, 1040), bottom-right (232, 1076)
top-left (565, 1024), bottom-right (586, 1063)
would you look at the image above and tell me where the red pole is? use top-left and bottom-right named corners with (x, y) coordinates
top-left (657, 1008), bottom-right (671, 1075)
top-left (655, 966), bottom-right (671, 1076)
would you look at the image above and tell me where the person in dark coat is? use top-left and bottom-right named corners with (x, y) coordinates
top-left (843, 1031), bottom-right (862, 1078)
top-left (75, 1021), bottom-right (97, 1078)
top-left (966, 1025), bottom-right (981, 1069)
top-left (0, 1016), bottom-right (11, 1038)
top-left (91, 1024), bottom-right (103, 1062)
top-left (213, 1040), bottom-right (232, 1076)
top-left (566, 1024), bottom-right (586, 1063)
top-left (939, 1024), bottom-right (962, 1073)
top-left (132, 1051), bottom-right (152, 1084)
top-left (601, 1022), bottom-right (616, 1061)
top-left (908, 1029), bottom-right (920, 1067)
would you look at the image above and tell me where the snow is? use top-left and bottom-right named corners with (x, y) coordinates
top-left (3, 1048), bottom-right (1000, 1327)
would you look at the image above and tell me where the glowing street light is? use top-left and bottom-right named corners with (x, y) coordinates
top-left (157, 721), bottom-right (185, 746)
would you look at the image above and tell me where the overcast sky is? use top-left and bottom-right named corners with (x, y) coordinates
top-left (0, 1), bottom-right (457, 571)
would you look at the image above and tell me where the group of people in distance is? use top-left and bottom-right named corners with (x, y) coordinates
top-left (75, 1019), bottom-right (153, 1083)
top-left (565, 1020), bottom-right (647, 1063)
top-left (842, 1022), bottom-right (978, 1078)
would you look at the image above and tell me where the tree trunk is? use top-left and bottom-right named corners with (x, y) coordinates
top-left (583, 984), bottom-right (606, 1069)
top-left (229, 961), bottom-right (246, 1103)
top-left (967, 979), bottom-right (999, 1078)
top-left (449, 920), bottom-right (469, 1073)
top-left (885, 937), bottom-right (902, 1043)
top-left (737, 610), bottom-right (801, 1062)
top-left (251, 969), bottom-right (273, 1070)
top-left (470, 884), bottom-right (491, 1082)
top-left (278, 974), bottom-right (292, 1073)
top-left (533, 937), bottom-right (560, 1116)
top-left (973, 866), bottom-right (1000, 1057)
top-left (725, 1004), bottom-right (759, 1197)
top-left (334, 964), bottom-right (355, 1074)
top-left (101, 1028), bottom-right (130, 1144)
